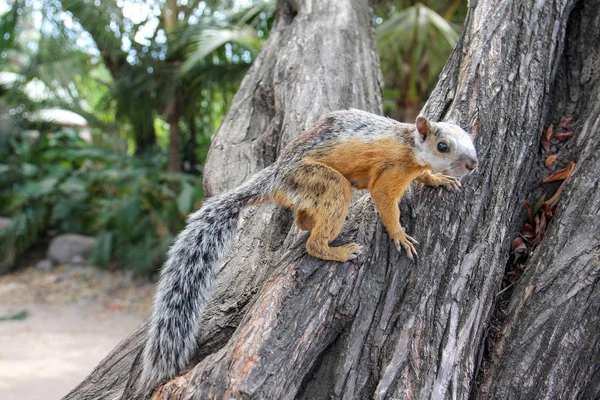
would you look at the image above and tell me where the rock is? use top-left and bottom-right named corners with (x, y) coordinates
top-left (36, 259), bottom-right (53, 272)
top-left (47, 234), bottom-right (96, 265)
top-left (0, 217), bottom-right (11, 231)
top-left (69, 255), bottom-right (85, 268)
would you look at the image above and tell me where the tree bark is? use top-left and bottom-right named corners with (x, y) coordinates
top-left (167, 95), bottom-right (182, 173)
top-left (480, 1), bottom-right (600, 398)
top-left (64, 0), bottom-right (600, 399)
top-left (132, 90), bottom-right (158, 155)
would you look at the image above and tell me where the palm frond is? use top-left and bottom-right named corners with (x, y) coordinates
top-left (179, 25), bottom-right (262, 74)
top-left (377, 3), bottom-right (459, 51)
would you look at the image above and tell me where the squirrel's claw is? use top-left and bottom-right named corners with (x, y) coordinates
top-left (395, 233), bottom-right (418, 260)
top-left (441, 175), bottom-right (461, 191)
top-left (340, 243), bottom-right (362, 260)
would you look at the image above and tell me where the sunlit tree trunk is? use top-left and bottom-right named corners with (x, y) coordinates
top-left (64, 0), bottom-right (600, 399)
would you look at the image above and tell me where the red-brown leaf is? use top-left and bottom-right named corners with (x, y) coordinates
top-left (512, 237), bottom-right (524, 251)
top-left (524, 200), bottom-right (533, 225)
top-left (105, 301), bottom-right (124, 311)
top-left (545, 154), bottom-right (558, 168)
top-left (538, 212), bottom-right (547, 237)
top-left (513, 242), bottom-right (529, 255)
top-left (555, 131), bottom-right (574, 141)
top-left (543, 162), bottom-right (575, 208)
top-left (543, 161), bottom-right (576, 183)
top-left (541, 124), bottom-right (553, 153)
top-left (558, 115), bottom-right (574, 128)
top-left (543, 204), bottom-right (557, 218)
top-left (522, 224), bottom-right (536, 238)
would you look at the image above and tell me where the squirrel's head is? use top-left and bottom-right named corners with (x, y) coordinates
top-left (413, 115), bottom-right (478, 178)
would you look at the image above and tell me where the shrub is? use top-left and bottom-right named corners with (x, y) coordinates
top-left (0, 129), bottom-right (203, 275)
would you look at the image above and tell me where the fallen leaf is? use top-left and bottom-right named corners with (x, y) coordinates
top-left (522, 223), bottom-right (536, 239)
top-left (524, 200), bottom-right (533, 225)
top-left (542, 203), bottom-right (556, 218)
top-left (105, 301), bottom-right (124, 311)
top-left (0, 310), bottom-right (28, 321)
top-left (541, 124), bottom-right (553, 153)
top-left (543, 161), bottom-right (576, 183)
top-left (555, 131), bottom-right (574, 141)
top-left (512, 237), bottom-right (524, 251)
top-left (544, 161), bottom-right (576, 207)
top-left (558, 116), bottom-right (573, 128)
top-left (513, 242), bottom-right (529, 255)
top-left (537, 212), bottom-right (547, 237)
top-left (545, 154), bottom-right (558, 168)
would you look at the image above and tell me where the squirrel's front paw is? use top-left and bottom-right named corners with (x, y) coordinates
top-left (437, 174), bottom-right (461, 191)
top-left (393, 231), bottom-right (419, 260)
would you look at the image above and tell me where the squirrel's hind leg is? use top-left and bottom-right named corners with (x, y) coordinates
top-left (296, 210), bottom-right (315, 231)
top-left (275, 161), bottom-right (360, 262)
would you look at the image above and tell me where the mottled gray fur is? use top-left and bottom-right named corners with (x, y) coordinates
top-left (138, 163), bottom-right (278, 396)
top-left (138, 109), bottom-right (476, 397)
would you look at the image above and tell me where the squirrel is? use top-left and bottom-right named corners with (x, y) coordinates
top-left (138, 109), bottom-right (478, 396)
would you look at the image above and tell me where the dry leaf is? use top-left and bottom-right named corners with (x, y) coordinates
top-left (513, 242), bottom-right (529, 255)
top-left (555, 131), bottom-right (574, 141)
top-left (543, 161), bottom-right (575, 183)
top-left (542, 203), bottom-right (556, 218)
top-left (537, 212), bottom-right (547, 237)
top-left (105, 301), bottom-right (124, 311)
top-left (512, 237), bottom-right (524, 251)
top-left (522, 223), bottom-right (536, 239)
top-left (541, 124), bottom-right (553, 153)
top-left (524, 200), bottom-right (533, 225)
top-left (544, 161), bottom-right (576, 207)
top-left (558, 116), bottom-right (573, 128)
top-left (545, 154), bottom-right (558, 168)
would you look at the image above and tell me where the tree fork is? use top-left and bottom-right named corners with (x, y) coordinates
top-left (64, 0), bottom-right (600, 399)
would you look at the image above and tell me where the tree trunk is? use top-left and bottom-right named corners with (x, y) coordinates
top-left (132, 90), bottom-right (158, 155)
top-left (167, 95), bottom-right (182, 173)
top-left (167, 118), bottom-right (181, 173)
top-left (479, 1), bottom-right (600, 398)
top-left (64, 0), bottom-right (600, 399)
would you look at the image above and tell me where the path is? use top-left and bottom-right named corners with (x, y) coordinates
top-left (0, 265), bottom-right (155, 400)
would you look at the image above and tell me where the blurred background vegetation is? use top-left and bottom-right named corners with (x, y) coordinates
top-left (0, 0), bottom-right (467, 275)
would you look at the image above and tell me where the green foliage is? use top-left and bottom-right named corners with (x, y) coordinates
top-left (375, 1), bottom-right (467, 120)
top-left (0, 129), bottom-right (203, 275)
top-left (1, 0), bottom-right (274, 166)
top-left (0, 0), bottom-right (467, 276)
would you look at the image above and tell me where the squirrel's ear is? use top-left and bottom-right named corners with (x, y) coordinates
top-left (416, 115), bottom-right (430, 140)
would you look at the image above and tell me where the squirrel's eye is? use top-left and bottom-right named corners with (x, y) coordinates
top-left (437, 142), bottom-right (449, 153)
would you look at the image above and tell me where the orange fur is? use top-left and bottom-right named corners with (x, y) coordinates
top-left (315, 137), bottom-right (419, 189)
top-left (273, 137), bottom-right (428, 262)
top-left (416, 170), bottom-right (461, 190)
top-left (296, 210), bottom-right (314, 231)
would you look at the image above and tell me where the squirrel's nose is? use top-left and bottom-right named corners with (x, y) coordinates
top-left (465, 157), bottom-right (478, 171)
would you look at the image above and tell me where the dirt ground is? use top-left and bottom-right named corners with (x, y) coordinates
top-left (0, 264), bottom-right (155, 400)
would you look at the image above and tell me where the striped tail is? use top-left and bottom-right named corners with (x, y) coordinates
top-left (139, 164), bottom-right (277, 395)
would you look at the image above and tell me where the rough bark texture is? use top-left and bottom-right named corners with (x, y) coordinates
top-left (480, 1), bottom-right (600, 398)
top-left (64, 0), bottom-right (600, 399)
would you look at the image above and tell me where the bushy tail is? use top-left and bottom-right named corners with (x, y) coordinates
top-left (139, 164), bottom-right (277, 395)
